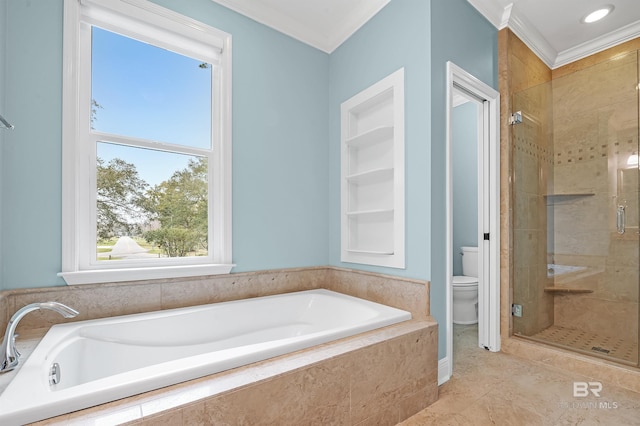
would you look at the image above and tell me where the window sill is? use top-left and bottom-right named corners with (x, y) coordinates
top-left (58, 264), bottom-right (235, 285)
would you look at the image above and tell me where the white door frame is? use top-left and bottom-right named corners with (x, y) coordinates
top-left (443, 62), bottom-right (500, 383)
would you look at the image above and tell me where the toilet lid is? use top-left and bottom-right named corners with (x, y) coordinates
top-left (452, 276), bottom-right (478, 286)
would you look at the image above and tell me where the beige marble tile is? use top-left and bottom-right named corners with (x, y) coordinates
top-left (204, 358), bottom-right (351, 425)
top-left (553, 39), bottom-right (640, 79)
top-left (529, 325), bottom-right (637, 364)
top-left (353, 408), bottom-right (398, 426)
top-left (326, 267), bottom-right (429, 319)
top-left (397, 384), bottom-right (439, 422)
top-left (508, 32), bottom-right (552, 93)
top-left (553, 52), bottom-right (638, 116)
top-left (11, 283), bottom-right (163, 333)
top-left (349, 327), bottom-right (438, 425)
top-left (404, 325), bottom-right (640, 426)
top-left (0, 295), bottom-right (8, 333)
top-left (1, 267), bottom-right (425, 337)
top-left (554, 294), bottom-right (638, 342)
top-left (179, 401), bottom-right (208, 425)
top-left (608, 237), bottom-right (640, 269)
top-left (600, 266), bottom-right (638, 303)
top-left (502, 336), bottom-right (640, 394)
top-left (158, 268), bottom-right (323, 310)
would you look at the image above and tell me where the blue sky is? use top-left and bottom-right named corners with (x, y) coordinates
top-left (91, 27), bottom-right (211, 186)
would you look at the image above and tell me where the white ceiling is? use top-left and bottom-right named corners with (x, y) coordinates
top-left (468, 0), bottom-right (640, 68)
top-left (211, 0), bottom-right (640, 68)
top-left (210, 0), bottom-right (390, 54)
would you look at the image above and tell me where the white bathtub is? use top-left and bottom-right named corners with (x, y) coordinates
top-left (0, 289), bottom-right (411, 425)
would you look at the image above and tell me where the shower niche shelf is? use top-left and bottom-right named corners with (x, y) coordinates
top-left (340, 68), bottom-right (405, 268)
top-left (545, 193), bottom-right (595, 205)
top-left (544, 287), bottom-right (594, 294)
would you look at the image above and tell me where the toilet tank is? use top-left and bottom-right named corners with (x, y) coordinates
top-left (461, 246), bottom-right (478, 277)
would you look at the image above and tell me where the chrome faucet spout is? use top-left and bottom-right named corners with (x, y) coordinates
top-left (37, 302), bottom-right (79, 318)
top-left (0, 302), bottom-right (79, 373)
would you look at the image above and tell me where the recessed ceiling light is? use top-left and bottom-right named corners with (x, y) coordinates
top-left (582, 5), bottom-right (614, 23)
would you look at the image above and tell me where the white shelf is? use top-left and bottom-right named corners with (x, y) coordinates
top-left (340, 68), bottom-right (405, 269)
top-left (346, 168), bottom-right (394, 185)
top-left (346, 249), bottom-right (394, 255)
top-left (345, 126), bottom-right (393, 147)
top-left (346, 208), bottom-right (394, 217)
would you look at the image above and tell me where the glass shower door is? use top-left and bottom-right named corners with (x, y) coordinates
top-left (511, 50), bottom-right (640, 367)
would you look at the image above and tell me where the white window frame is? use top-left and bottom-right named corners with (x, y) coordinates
top-left (60, 0), bottom-right (233, 285)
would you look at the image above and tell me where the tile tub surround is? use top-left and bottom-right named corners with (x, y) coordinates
top-left (30, 319), bottom-right (437, 426)
top-left (0, 267), bottom-right (435, 424)
top-left (0, 267), bottom-right (429, 335)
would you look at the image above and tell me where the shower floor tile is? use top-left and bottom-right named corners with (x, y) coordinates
top-left (530, 325), bottom-right (638, 364)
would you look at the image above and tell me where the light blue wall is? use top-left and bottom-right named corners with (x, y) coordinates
top-left (2, 0), bottom-right (64, 289)
top-left (431, 0), bottom-right (498, 358)
top-left (150, 0), bottom-right (331, 273)
top-left (0, 0), bottom-right (330, 288)
top-left (328, 0), bottom-right (431, 280)
top-left (1, 0), bottom-right (499, 363)
top-left (0, 0), bottom-right (5, 290)
top-left (452, 102), bottom-right (479, 276)
top-left (329, 0), bottom-right (496, 361)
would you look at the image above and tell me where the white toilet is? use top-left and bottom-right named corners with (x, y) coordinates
top-left (453, 246), bottom-right (478, 325)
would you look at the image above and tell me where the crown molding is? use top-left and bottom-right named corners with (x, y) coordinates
top-left (210, 0), bottom-right (330, 52)
top-left (554, 19), bottom-right (640, 68)
top-left (507, 8), bottom-right (557, 68)
top-left (468, 0), bottom-right (640, 69)
top-left (467, 0), bottom-right (555, 67)
top-left (210, 0), bottom-right (389, 53)
top-left (326, 1), bottom-right (390, 53)
top-left (466, 0), bottom-right (511, 29)
top-left (212, 0), bottom-right (639, 65)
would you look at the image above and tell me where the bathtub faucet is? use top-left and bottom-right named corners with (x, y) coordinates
top-left (0, 302), bottom-right (79, 373)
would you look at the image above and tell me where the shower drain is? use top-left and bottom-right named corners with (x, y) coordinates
top-left (591, 346), bottom-right (611, 354)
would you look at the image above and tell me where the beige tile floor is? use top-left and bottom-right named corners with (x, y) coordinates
top-left (400, 324), bottom-right (640, 425)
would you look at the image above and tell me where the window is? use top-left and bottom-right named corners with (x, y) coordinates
top-left (61, 0), bottom-right (233, 285)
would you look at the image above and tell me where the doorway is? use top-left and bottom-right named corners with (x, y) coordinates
top-left (444, 62), bottom-right (500, 382)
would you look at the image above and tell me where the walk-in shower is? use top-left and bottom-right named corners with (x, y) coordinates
top-left (511, 50), bottom-right (639, 367)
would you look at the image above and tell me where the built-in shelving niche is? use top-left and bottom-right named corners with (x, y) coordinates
top-left (340, 68), bottom-right (405, 268)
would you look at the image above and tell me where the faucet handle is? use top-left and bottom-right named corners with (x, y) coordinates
top-left (11, 334), bottom-right (20, 358)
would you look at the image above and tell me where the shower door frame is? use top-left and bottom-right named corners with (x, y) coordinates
top-left (509, 50), bottom-right (640, 368)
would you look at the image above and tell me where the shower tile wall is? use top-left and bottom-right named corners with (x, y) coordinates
top-left (507, 30), bottom-right (554, 337)
top-left (550, 50), bottom-right (639, 344)
top-left (501, 31), bottom-right (640, 380)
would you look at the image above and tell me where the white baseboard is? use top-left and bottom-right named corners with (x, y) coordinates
top-left (438, 357), bottom-right (450, 385)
